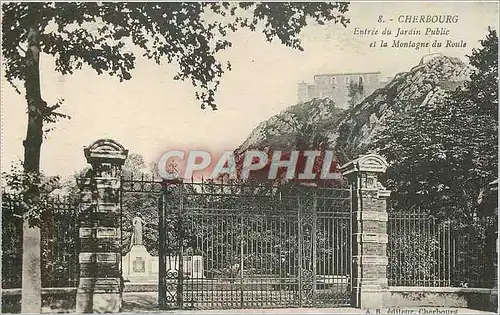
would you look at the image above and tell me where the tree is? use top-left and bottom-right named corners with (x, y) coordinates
top-left (375, 29), bottom-right (497, 289)
top-left (373, 28), bottom-right (498, 219)
top-left (347, 78), bottom-right (365, 108)
top-left (122, 153), bottom-right (147, 178)
top-left (2, 3), bottom-right (350, 311)
top-left (459, 27), bottom-right (498, 117)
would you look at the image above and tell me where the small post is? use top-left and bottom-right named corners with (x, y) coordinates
top-left (340, 153), bottom-right (390, 309)
top-left (76, 139), bottom-right (128, 313)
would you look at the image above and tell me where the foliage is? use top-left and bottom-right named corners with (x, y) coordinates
top-left (122, 153), bottom-right (148, 177)
top-left (2, 192), bottom-right (78, 289)
top-left (1, 194), bottom-right (23, 289)
top-left (121, 190), bottom-right (160, 256)
top-left (388, 229), bottom-right (439, 285)
top-left (373, 28), bottom-right (498, 220)
top-left (379, 29), bottom-right (497, 289)
top-left (119, 153), bottom-right (161, 254)
top-left (347, 79), bottom-right (365, 108)
top-left (2, 162), bottom-right (62, 225)
top-left (388, 214), bottom-right (496, 288)
top-left (460, 27), bottom-right (498, 117)
top-left (38, 198), bottom-right (79, 288)
top-left (2, 2), bottom-right (350, 110)
top-left (448, 217), bottom-right (496, 287)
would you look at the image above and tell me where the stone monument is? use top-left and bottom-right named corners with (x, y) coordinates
top-left (122, 216), bottom-right (156, 283)
top-left (122, 215), bottom-right (205, 283)
top-left (131, 216), bottom-right (144, 247)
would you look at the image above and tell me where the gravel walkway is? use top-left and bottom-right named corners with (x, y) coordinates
top-left (122, 292), bottom-right (497, 314)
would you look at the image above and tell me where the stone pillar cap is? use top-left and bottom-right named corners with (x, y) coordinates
top-left (84, 139), bottom-right (129, 165)
top-left (339, 153), bottom-right (388, 176)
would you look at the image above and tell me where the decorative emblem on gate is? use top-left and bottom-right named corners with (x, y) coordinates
top-left (165, 157), bottom-right (181, 181)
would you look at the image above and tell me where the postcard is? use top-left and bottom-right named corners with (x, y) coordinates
top-left (1, 2), bottom-right (498, 314)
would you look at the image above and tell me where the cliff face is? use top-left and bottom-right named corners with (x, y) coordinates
top-left (237, 55), bottom-right (472, 164)
top-left (236, 97), bottom-right (346, 154)
top-left (334, 55), bottom-right (472, 162)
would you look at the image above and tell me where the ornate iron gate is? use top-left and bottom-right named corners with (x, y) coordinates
top-left (158, 182), bottom-right (352, 309)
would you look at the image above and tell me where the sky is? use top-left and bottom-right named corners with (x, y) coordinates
top-left (1, 1), bottom-right (498, 179)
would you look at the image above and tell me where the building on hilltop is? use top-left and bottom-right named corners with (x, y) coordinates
top-left (298, 72), bottom-right (391, 108)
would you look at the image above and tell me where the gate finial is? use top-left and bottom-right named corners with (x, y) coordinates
top-left (84, 139), bottom-right (129, 166)
top-left (339, 153), bottom-right (388, 176)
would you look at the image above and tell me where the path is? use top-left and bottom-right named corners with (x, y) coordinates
top-left (122, 292), bottom-right (497, 314)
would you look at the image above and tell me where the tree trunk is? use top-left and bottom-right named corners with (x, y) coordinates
top-left (21, 25), bottom-right (44, 314)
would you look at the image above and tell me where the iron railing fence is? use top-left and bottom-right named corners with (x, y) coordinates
top-left (2, 194), bottom-right (23, 289)
top-left (1, 193), bottom-right (79, 289)
top-left (158, 181), bottom-right (353, 309)
top-left (3, 177), bottom-right (496, 293)
top-left (387, 209), bottom-right (496, 288)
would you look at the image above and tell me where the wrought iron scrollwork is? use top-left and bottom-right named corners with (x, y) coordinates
top-left (166, 269), bottom-right (178, 279)
top-left (301, 268), bottom-right (314, 304)
top-left (163, 268), bottom-right (180, 308)
top-left (155, 182), bottom-right (352, 309)
top-left (299, 192), bottom-right (317, 306)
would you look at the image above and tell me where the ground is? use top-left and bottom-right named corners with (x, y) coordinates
top-left (122, 292), bottom-right (497, 314)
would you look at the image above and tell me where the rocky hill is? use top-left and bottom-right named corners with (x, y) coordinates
top-left (237, 55), bottom-right (472, 164)
top-left (236, 98), bottom-right (346, 154)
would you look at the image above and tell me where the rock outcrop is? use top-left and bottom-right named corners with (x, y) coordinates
top-left (237, 55), bottom-right (472, 164)
top-left (236, 97), bottom-right (346, 154)
top-left (334, 55), bottom-right (472, 162)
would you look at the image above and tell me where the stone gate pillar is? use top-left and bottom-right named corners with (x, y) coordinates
top-left (340, 154), bottom-right (390, 309)
top-left (76, 139), bottom-right (128, 313)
